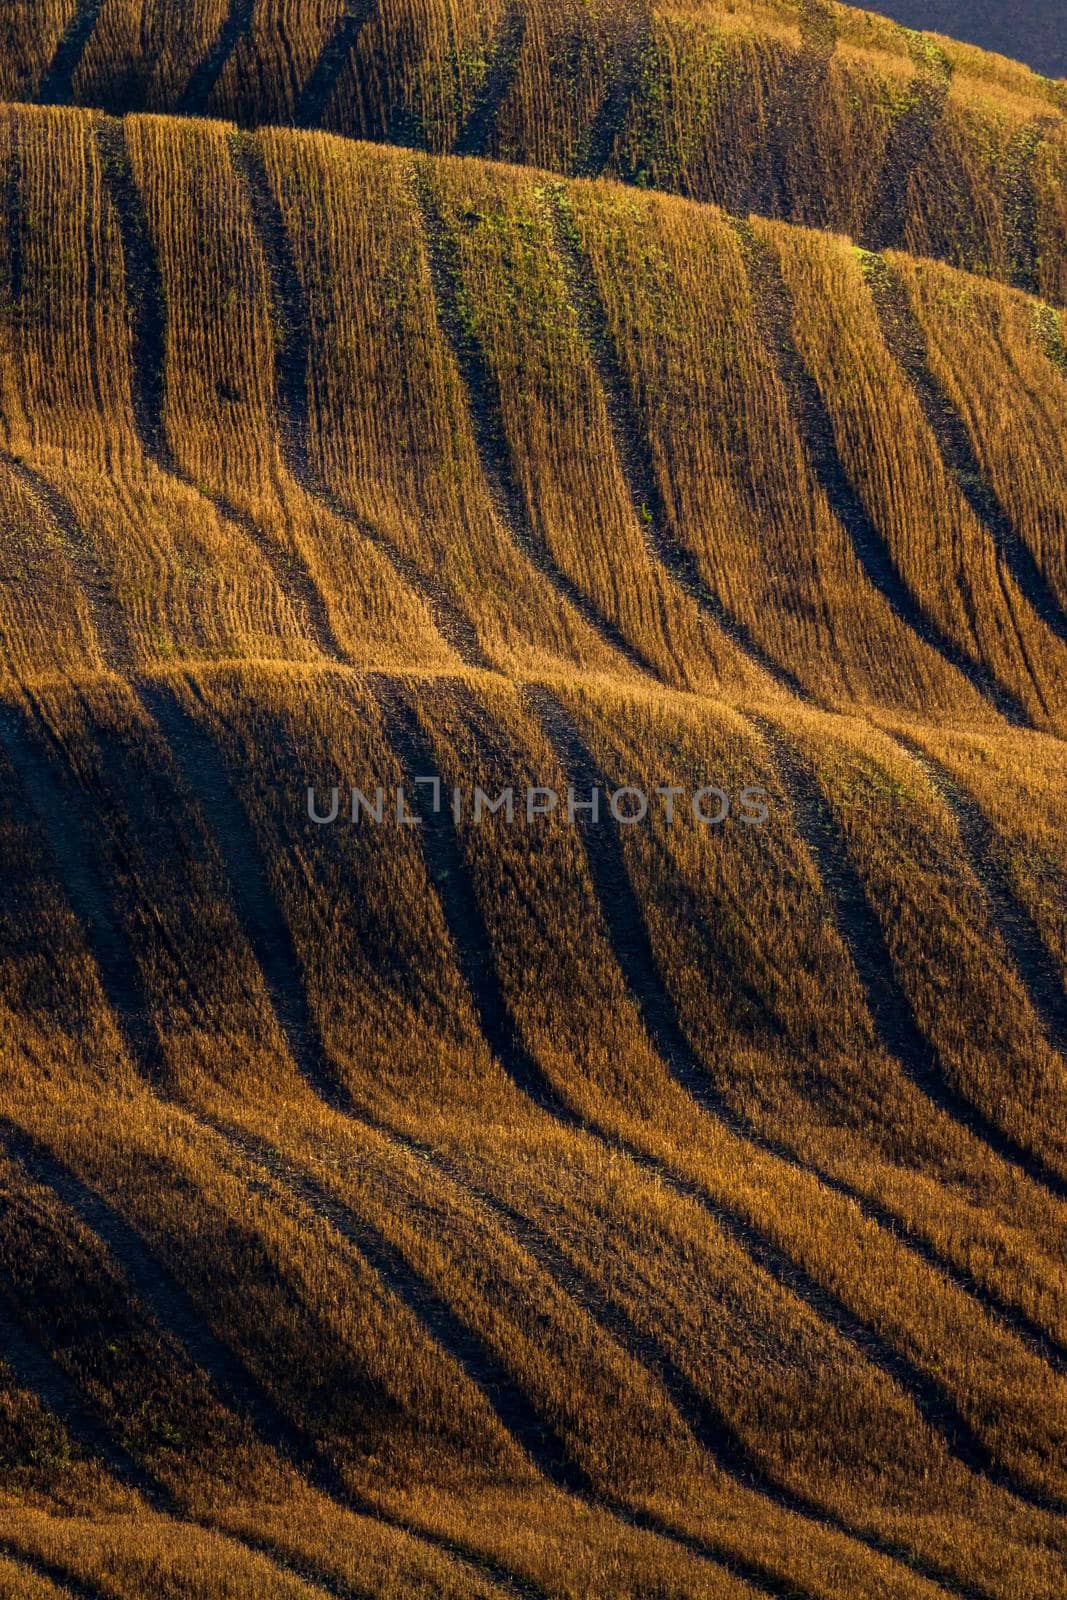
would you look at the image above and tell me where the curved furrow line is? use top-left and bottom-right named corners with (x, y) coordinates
top-left (731, 220), bottom-right (1030, 728)
top-left (412, 166), bottom-right (664, 685)
top-left (209, 1125), bottom-right (836, 1600)
top-left (0, 1291), bottom-right (156, 1499)
top-left (0, 1545), bottom-right (106, 1600)
top-left (294, 1), bottom-right (379, 130)
top-left (523, 685), bottom-right (1066, 1510)
top-left (176, 0), bottom-right (257, 119)
top-left (373, 678), bottom-right (579, 1118)
top-left (319, 1121), bottom-right (993, 1600)
top-left (0, 1134), bottom-right (538, 1597)
top-left (1005, 118), bottom-right (1058, 296)
top-left (768, 0), bottom-right (837, 218)
top-left (36, 0), bottom-right (106, 105)
top-left (575, 4), bottom-right (653, 179)
top-left (0, 1120), bottom-right (344, 1500)
top-left (0, 452), bottom-right (133, 673)
top-left (227, 134), bottom-right (487, 669)
top-left (864, 254), bottom-right (1067, 651)
top-left (453, 3), bottom-right (527, 160)
top-left (136, 678), bottom-right (353, 1111)
top-left (92, 116), bottom-right (344, 664)
top-left (515, 692), bottom-right (1067, 1367)
top-left (118, 680), bottom-right (980, 1596)
top-left (0, 698), bottom-right (165, 1081)
top-left (889, 733), bottom-right (1067, 1058)
top-left (544, 192), bottom-right (807, 702)
top-left (753, 711), bottom-right (1067, 1202)
top-left (0, 1283), bottom-right (367, 1600)
top-left (863, 35), bottom-right (950, 254)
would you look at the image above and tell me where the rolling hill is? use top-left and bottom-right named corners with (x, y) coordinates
top-left (0, 5), bottom-right (1065, 1600)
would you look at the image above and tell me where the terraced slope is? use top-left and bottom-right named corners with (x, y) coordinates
top-left (0, 90), bottom-right (1064, 1600)
top-left (1, 0), bottom-right (1065, 303)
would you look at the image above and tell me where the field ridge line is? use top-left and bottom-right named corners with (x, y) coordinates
top-left (93, 116), bottom-right (345, 665)
top-left (864, 253), bottom-right (1067, 650)
top-left (295, 0), bottom-right (378, 130)
top-left (751, 711), bottom-right (1067, 1205)
top-left (411, 163), bottom-right (664, 684)
top-left (731, 219), bottom-right (1029, 728)
top-left (227, 133), bottom-right (486, 668)
top-left (453, 3), bottom-right (527, 159)
top-left (36, 0), bottom-right (105, 104)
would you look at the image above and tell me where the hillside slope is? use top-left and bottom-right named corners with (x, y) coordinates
top-left (0, 97), bottom-right (1064, 1598)
top-left (1, 0), bottom-right (1065, 303)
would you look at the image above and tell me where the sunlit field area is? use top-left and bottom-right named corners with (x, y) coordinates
top-left (0, 3), bottom-right (1064, 1597)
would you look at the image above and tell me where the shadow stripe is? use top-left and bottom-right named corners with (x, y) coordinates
top-left (523, 686), bottom-right (1063, 1510)
top-left (176, 0), bottom-right (257, 118)
top-left (367, 1130), bottom-right (990, 1600)
top-left (412, 165), bottom-right (663, 683)
top-left (732, 221), bottom-right (1030, 727)
top-left (0, 1545), bottom-right (107, 1600)
top-left (136, 679), bottom-right (351, 1111)
top-left (295, 1), bottom-right (378, 129)
top-left (891, 735), bottom-right (1067, 1058)
top-left (863, 35), bottom-right (950, 254)
top-left (227, 134), bottom-right (487, 668)
top-left (36, 0), bottom-right (106, 105)
top-left (865, 256), bottom-right (1067, 648)
top-left (545, 191), bottom-right (808, 701)
top-left (92, 116), bottom-right (343, 663)
top-left (453, 4), bottom-right (527, 159)
top-left (753, 713), bottom-right (1067, 1204)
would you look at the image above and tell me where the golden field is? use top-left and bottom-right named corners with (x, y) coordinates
top-left (0, 4), bottom-right (1063, 1596)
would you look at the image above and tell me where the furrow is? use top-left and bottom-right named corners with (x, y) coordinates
top-left (732, 220), bottom-right (1029, 727)
top-left (752, 712), bottom-right (1067, 1202)
top-left (1005, 118), bottom-right (1058, 296)
top-left (294, 0), bottom-right (378, 130)
top-left (545, 190), bottom-right (808, 702)
top-left (228, 134), bottom-right (487, 668)
top-left (372, 677), bottom-right (576, 1118)
top-left (0, 1292), bottom-right (156, 1499)
top-left (890, 733), bottom-right (1067, 1058)
top-left (93, 116), bottom-right (344, 664)
top-left (135, 678), bottom-right (352, 1111)
top-left (199, 1124), bottom-right (832, 1600)
top-left (0, 698), bottom-right (165, 1080)
top-left (453, 3), bottom-right (527, 159)
top-left (0, 1291), bottom-right (367, 1600)
top-left (0, 1120), bottom-right (339, 1487)
top-left (35, 0), bottom-right (105, 105)
top-left (864, 253), bottom-right (1067, 650)
top-left (0, 1546), bottom-right (105, 1600)
top-left (0, 1129), bottom-right (538, 1600)
top-left (522, 685), bottom-right (1057, 1503)
top-left (575, 4), bottom-right (652, 178)
top-left (344, 1125), bottom-right (989, 1600)
top-left (0, 453), bottom-right (133, 673)
top-left (176, 0), bottom-right (257, 118)
top-left (863, 37), bottom-right (950, 254)
top-left (412, 165), bottom-right (663, 684)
